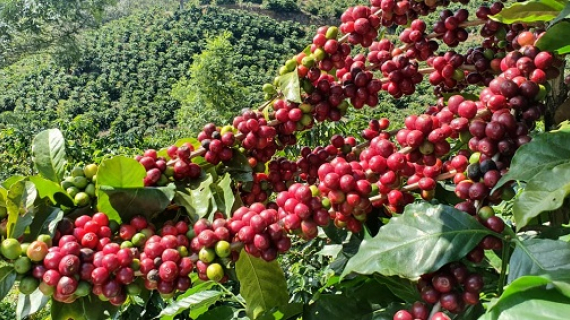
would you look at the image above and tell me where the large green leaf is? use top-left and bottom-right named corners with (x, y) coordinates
top-left (156, 290), bottom-right (222, 320)
top-left (96, 156), bottom-right (146, 188)
top-left (536, 21), bottom-right (570, 54)
top-left (213, 173), bottom-right (234, 217)
top-left (155, 280), bottom-right (218, 320)
top-left (95, 156), bottom-right (166, 223)
top-left (480, 276), bottom-right (570, 320)
top-left (26, 206), bottom-right (63, 240)
top-left (512, 163), bottom-right (570, 229)
top-left (235, 251), bottom-right (289, 319)
top-left (97, 184), bottom-right (176, 223)
top-left (303, 278), bottom-right (400, 320)
top-left (51, 294), bottom-right (119, 320)
top-left (275, 69), bottom-right (301, 103)
top-left (551, 1), bottom-right (570, 25)
top-left (16, 289), bottom-right (49, 320)
top-left (29, 175), bottom-right (74, 207)
top-left (174, 174), bottom-right (216, 221)
top-left (495, 130), bottom-right (570, 191)
top-left (31, 129), bottom-right (67, 183)
top-left (223, 150), bottom-right (253, 182)
top-left (6, 181), bottom-right (37, 238)
top-left (490, 0), bottom-right (563, 24)
top-left (508, 238), bottom-right (570, 283)
top-left (373, 275), bottom-right (421, 302)
top-left (342, 202), bottom-right (495, 279)
top-left (2, 175), bottom-right (26, 189)
top-left (0, 266), bottom-right (16, 302)
top-left (257, 303), bottom-right (303, 320)
top-left (195, 306), bottom-right (234, 320)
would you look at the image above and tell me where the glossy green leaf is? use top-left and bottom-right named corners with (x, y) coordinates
top-left (95, 156), bottom-right (158, 223)
top-left (2, 175), bottom-right (26, 189)
top-left (303, 278), bottom-right (400, 320)
top-left (195, 306), bottom-right (234, 320)
top-left (260, 303), bottom-right (303, 320)
top-left (27, 206), bottom-right (63, 240)
top-left (275, 69), bottom-right (301, 103)
top-left (31, 129), bottom-right (67, 183)
top-left (0, 266), bottom-right (16, 302)
top-left (96, 156), bottom-right (146, 188)
top-left (6, 181), bottom-right (37, 239)
top-left (224, 150), bottom-right (253, 182)
top-left (342, 202), bottom-right (494, 279)
top-left (156, 290), bottom-right (222, 320)
top-left (29, 175), bottom-right (74, 207)
top-left (536, 21), bottom-right (570, 54)
top-left (546, 271), bottom-right (570, 297)
top-left (98, 184), bottom-right (175, 223)
top-left (174, 174), bottom-right (215, 221)
top-left (508, 238), bottom-right (570, 283)
top-left (213, 173), bottom-right (234, 217)
top-left (495, 130), bottom-right (570, 191)
top-left (480, 283), bottom-right (570, 320)
top-left (373, 275), bottom-right (421, 302)
top-left (16, 289), bottom-right (49, 320)
top-left (551, 1), bottom-right (570, 25)
top-left (236, 251), bottom-right (289, 319)
top-left (51, 295), bottom-right (119, 320)
top-left (490, 0), bottom-right (562, 24)
top-left (513, 163), bottom-right (570, 228)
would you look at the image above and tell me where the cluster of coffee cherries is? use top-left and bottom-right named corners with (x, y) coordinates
top-left (238, 172), bottom-right (271, 205)
top-left (399, 19), bottom-right (439, 61)
top-left (393, 262), bottom-right (485, 319)
top-left (339, 56), bottom-right (383, 108)
top-left (34, 213), bottom-right (139, 304)
top-left (227, 203), bottom-right (292, 261)
top-left (303, 71), bottom-right (349, 122)
top-left (234, 110), bottom-right (282, 164)
top-left (8, 211), bottom-right (240, 305)
top-left (268, 157), bottom-right (300, 193)
top-left (134, 217), bottom-right (195, 296)
top-left (463, 46), bottom-right (500, 86)
top-left (273, 99), bottom-right (314, 134)
top-left (432, 9), bottom-right (470, 47)
top-left (362, 118), bottom-right (391, 141)
top-left (379, 53), bottom-right (423, 98)
top-left (165, 144), bottom-right (203, 181)
top-left (427, 51), bottom-right (467, 90)
top-left (276, 183), bottom-right (329, 239)
top-left (474, 206), bottom-right (505, 253)
top-left (357, 135), bottom-right (417, 213)
top-left (306, 26), bottom-right (351, 72)
top-left (477, 3), bottom-right (507, 40)
top-left (186, 217), bottom-right (237, 282)
top-left (340, 6), bottom-right (381, 47)
top-left (366, 39), bottom-right (396, 67)
top-left (197, 123), bottom-right (236, 165)
top-left (136, 149), bottom-right (170, 186)
top-left (1, 235), bottom-right (52, 296)
top-left (60, 164), bottom-right (98, 206)
top-left (316, 157), bottom-right (374, 232)
top-left (370, 0), bottom-right (414, 27)
top-left (394, 308), bottom-right (451, 320)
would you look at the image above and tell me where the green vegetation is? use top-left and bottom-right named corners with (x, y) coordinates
top-left (0, 6), bottom-right (309, 179)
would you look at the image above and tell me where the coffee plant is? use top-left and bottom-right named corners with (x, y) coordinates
top-left (1, 0), bottom-right (570, 319)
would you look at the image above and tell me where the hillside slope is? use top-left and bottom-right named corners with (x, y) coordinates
top-left (0, 6), bottom-right (309, 177)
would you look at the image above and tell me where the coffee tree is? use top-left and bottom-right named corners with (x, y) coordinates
top-left (1, 0), bottom-right (570, 319)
